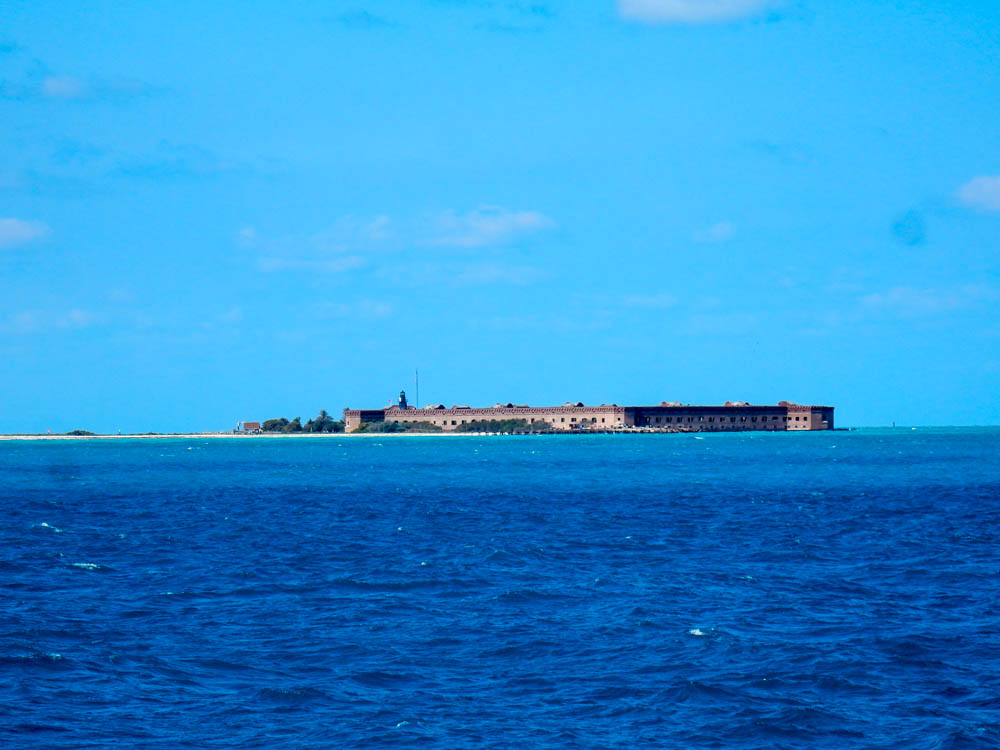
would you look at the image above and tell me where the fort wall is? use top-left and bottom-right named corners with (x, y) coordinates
top-left (343, 400), bottom-right (834, 433)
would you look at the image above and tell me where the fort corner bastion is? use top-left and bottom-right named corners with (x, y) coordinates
top-left (344, 391), bottom-right (834, 433)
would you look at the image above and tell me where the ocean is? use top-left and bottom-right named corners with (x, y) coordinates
top-left (2, 428), bottom-right (998, 748)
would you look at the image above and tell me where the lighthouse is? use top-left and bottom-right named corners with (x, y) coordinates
top-left (398, 390), bottom-right (408, 410)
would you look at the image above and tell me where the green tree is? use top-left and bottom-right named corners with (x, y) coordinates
top-left (353, 420), bottom-right (440, 433)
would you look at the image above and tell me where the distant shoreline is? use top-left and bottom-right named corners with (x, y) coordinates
top-left (0, 428), bottom-right (873, 441)
top-left (0, 432), bottom-right (476, 440)
top-left (0, 431), bottom-right (580, 440)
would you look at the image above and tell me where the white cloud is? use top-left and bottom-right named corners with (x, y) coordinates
top-left (0, 218), bottom-right (50, 249)
top-left (623, 293), bottom-right (678, 308)
top-left (218, 306), bottom-right (243, 323)
top-left (0, 308), bottom-right (95, 335)
top-left (860, 285), bottom-right (996, 318)
top-left (42, 76), bottom-right (89, 99)
top-left (244, 215), bottom-right (393, 260)
top-left (693, 221), bottom-right (736, 243)
top-left (37, 75), bottom-right (155, 101)
top-left (236, 226), bottom-right (258, 244)
top-left (244, 207), bottom-right (554, 278)
top-left (256, 255), bottom-right (365, 273)
top-left (453, 263), bottom-right (547, 285)
top-left (428, 205), bottom-right (555, 248)
top-left (315, 299), bottom-right (394, 319)
top-left (377, 260), bottom-right (547, 286)
top-left (618, 0), bottom-right (777, 24)
top-left (682, 311), bottom-right (759, 335)
top-left (308, 215), bottom-right (394, 251)
top-left (957, 176), bottom-right (1000, 212)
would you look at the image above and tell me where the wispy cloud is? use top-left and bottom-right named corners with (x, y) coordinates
top-left (378, 260), bottom-right (547, 286)
top-left (243, 215), bottom-right (392, 274)
top-left (0, 218), bottom-right (50, 249)
top-left (244, 206), bottom-right (554, 280)
top-left (623, 293), bottom-right (678, 308)
top-left (218, 306), bottom-right (243, 323)
top-left (42, 75), bottom-right (89, 99)
top-left (470, 310), bottom-right (616, 333)
top-left (860, 285), bottom-right (997, 318)
top-left (957, 176), bottom-right (1000, 212)
top-left (117, 142), bottom-right (238, 179)
top-left (475, 3), bottom-right (556, 33)
top-left (428, 206), bottom-right (555, 248)
top-left (335, 10), bottom-right (400, 29)
top-left (334, 8), bottom-right (399, 30)
top-left (256, 256), bottom-right (365, 273)
top-left (0, 45), bottom-right (160, 102)
top-left (681, 311), bottom-right (759, 335)
top-left (315, 299), bottom-right (394, 320)
top-left (241, 203), bottom-right (555, 290)
top-left (0, 308), bottom-right (95, 335)
top-left (453, 263), bottom-right (546, 285)
top-left (618, 0), bottom-right (779, 25)
top-left (692, 221), bottom-right (735, 244)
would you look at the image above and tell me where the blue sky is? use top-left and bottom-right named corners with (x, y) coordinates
top-left (2, 0), bottom-right (998, 431)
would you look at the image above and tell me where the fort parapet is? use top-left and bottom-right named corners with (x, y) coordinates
top-left (344, 393), bottom-right (834, 433)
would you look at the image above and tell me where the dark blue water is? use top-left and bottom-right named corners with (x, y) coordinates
top-left (3, 429), bottom-right (999, 748)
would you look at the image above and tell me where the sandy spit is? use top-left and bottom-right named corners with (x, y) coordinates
top-left (0, 432), bottom-right (518, 441)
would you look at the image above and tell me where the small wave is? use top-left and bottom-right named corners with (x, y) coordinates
top-left (1, 652), bottom-right (67, 669)
top-left (351, 671), bottom-right (419, 688)
top-left (71, 562), bottom-right (101, 570)
top-left (256, 686), bottom-right (328, 704)
top-left (689, 628), bottom-right (707, 636)
top-left (35, 522), bottom-right (63, 533)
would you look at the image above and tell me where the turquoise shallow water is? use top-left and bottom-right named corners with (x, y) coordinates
top-left (2, 428), bottom-right (999, 748)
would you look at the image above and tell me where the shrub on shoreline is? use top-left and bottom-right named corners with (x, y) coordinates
top-left (353, 420), bottom-right (442, 433)
top-left (261, 411), bottom-right (345, 434)
top-left (353, 418), bottom-right (552, 434)
top-left (452, 419), bottom-right (549, 433)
